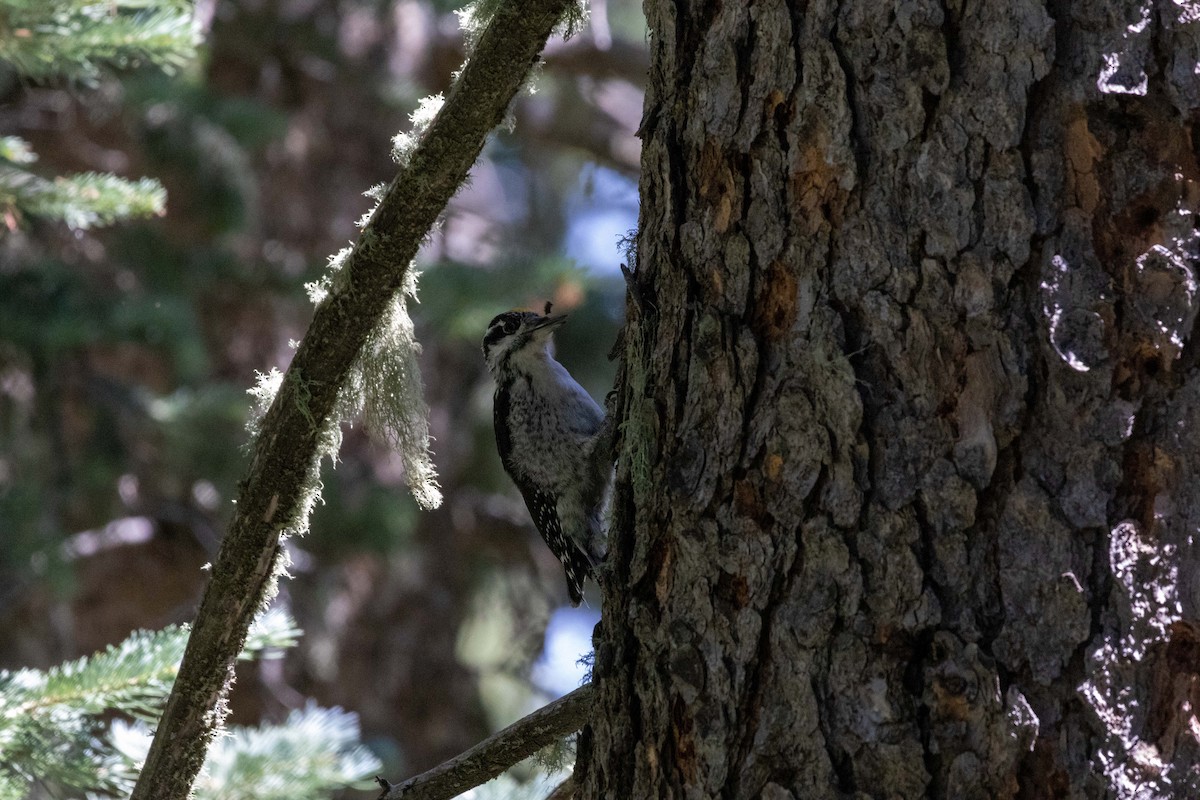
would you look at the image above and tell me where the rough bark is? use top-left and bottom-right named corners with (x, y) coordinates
top-left (580, 1), bottom-right (1200, 798)
top-left (128, 2), bottom-right (574, 797)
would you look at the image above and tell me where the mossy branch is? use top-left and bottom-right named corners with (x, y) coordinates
top-left (374, 684), bottom-right (594, 800)
top-left (128, 1), bottom-right (576, 798)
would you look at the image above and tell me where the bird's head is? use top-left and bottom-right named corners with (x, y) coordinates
top-left (482, 307), bottom-right (567, 375)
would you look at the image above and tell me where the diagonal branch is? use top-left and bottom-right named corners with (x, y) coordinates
top-left (376, 683), bottom-right (593, 800)
top-left (129, 1), bottom-right (575, 798)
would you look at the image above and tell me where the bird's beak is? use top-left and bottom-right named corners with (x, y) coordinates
top-left (530, 314), bottom-right (568, 333)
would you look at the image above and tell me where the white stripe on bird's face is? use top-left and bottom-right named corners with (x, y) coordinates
top-left (482, 310), bottom-right (567, 375)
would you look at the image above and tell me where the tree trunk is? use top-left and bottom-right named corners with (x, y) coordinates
top-left (578, 1), bottom-right (1200, 797)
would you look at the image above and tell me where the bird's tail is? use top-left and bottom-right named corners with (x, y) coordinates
top-left (564, 544), bottom-right (592, 607)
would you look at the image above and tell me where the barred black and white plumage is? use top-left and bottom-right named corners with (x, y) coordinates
top-left (483, 307), bottom-right (611, 606)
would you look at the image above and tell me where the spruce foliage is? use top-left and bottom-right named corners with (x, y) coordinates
top-left (0, 0), bottom-right (196, 83)
top-left (0, 136), bottom-right (166, 229)
top-left (0, 608), bottom-right (381, 799)
top-left (192, 704), bottom-right (383, 800)
top-left (0, 0), bottom-right (196, 229)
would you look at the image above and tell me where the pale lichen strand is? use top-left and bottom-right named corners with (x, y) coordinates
top-left (292, 143), bottom-right (443, 512)
top-left (295, 271), bottom-right (441, 511)
top-left (392, 94), bottom-right (446, 166)
top-left (304, 246), bottom-right (353, 306)
top-left (355, 291), bottom-right (442, 510)
top-left (246, 367), bottom-right (285, 439)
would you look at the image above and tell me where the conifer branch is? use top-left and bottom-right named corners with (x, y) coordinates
top-left (0, 0), bottom-right (197, 83)
top-left (128, 1), bottom-right (577, 798)
top-left (0, 165), bottom-right (166, 229)
top-left (0, 608), bottom-right (300, 799)
top-left (375, 684), bottom-right (593, 800)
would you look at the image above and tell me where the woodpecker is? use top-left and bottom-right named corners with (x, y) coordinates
top-left (483, 306), bottom-right (612, 605)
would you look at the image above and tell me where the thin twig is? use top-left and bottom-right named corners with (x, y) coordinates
top-left (128, 2), bottom-right (574, 798)
top-left (376, 683), bottom-right (593, 800)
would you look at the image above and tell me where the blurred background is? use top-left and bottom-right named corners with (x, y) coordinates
top-left (0, 0), bottom-right (644, 790)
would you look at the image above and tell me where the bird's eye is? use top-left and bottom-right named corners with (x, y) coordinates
top-left (503, 320), bottom-right (518, 335)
